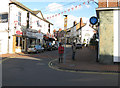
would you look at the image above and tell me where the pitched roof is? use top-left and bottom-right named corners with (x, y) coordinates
top-left (10, 0), bottom-right (53, 25)
top-left (32, 10), bottom-right (44, 19)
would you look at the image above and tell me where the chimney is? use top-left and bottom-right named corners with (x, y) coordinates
top-left (73, 21), bottom-right (77, 26)
top-left (80, 18), bottom-right (84, 28)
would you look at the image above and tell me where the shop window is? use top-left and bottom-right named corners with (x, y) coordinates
top-left (16, 37), bottom-right (18, 46)
top-left (48, 24), bottom-right (50, 33)
top-left (0, 13), bottom-right (8, 23)
top-left (18, 12), bottom-right (21, 25)
top-left (16, 37), bottom-right (22, 47)
top-left (27, 12), bottom-right (29, 28)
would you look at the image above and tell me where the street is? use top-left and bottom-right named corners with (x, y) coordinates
top-left (2, 47), bottom-right (119, 86)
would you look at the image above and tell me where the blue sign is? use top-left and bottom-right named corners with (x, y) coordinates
top-left (89, 16), bottom-right (98, 25)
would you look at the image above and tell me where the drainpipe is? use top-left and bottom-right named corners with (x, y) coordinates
top-left (107, 0), bottom-right (108, 7)
top-left (118, 0), bottom-right (119, 7)
top-left (7, 3), bottom-right (10, 53)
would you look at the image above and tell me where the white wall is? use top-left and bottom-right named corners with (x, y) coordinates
top-left (0, 32), bottom-right (8, 54)
top-left (50, 24), bottom-right (53, 34)
top-left (119, 10), bottom-right (120, 62)
top-left (81, 24), bottom-right (95, 44)
top-left (0, 0), bottom-right (9, 13)
top-left (114, 9), bottom-right (120, 62)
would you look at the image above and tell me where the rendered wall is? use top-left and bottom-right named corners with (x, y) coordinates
top-left (99, 10), bottom-right (114, 64)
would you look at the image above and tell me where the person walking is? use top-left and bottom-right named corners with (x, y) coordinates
top-left (72, 42), bottom-right (76, 61)
top-left (58, 43), bottom-right (64, 63)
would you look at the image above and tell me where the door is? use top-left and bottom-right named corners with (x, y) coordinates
top-left (22, 38), bottom-right (25, 51)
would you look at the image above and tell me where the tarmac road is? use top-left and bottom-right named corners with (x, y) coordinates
top-left (2, 48), bottom-right (119, 86)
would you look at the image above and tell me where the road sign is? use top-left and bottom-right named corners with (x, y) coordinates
top-left (89, 16), bottom-right (98, 25)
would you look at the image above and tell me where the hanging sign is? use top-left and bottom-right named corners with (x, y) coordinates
top-left (64, 15), bottom-right (67, 32)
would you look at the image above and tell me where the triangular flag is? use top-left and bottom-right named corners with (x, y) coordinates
top-left (71, 7), bottom-right (74, 10)
top-left (68, 9), bottom-right (70, 12)
top-left (79, 4), bottom-right (81, 7)
top-left (87, 0), bottom-right (89, 4)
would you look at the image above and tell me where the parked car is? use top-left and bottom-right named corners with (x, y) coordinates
top-left (46, 42), bottom-right (53, 51)
top-left (52, 44), bottom-right (58, 50)
top-left (76, 43), bottom-right (82, 49)
top-left (27, 45), bottom-right (44, 53)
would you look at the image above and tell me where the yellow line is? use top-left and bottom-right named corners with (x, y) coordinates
top-left (48, 59), bottom-right (119, 75)
top-left (0, 56), bottom-right (16, 63)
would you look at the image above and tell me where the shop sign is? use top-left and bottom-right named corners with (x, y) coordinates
top-left (36, 33), bottom-right (43, 39)
top-left (16, 30), bottom-right (22, 35)
top-left (26, 32), bottom-right (36, 38)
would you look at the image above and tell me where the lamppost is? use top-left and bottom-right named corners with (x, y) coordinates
top-left (63, 15), bottom-right (67, 64)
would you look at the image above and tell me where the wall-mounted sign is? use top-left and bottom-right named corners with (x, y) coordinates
top-left (89, 16), bottom-right (98, 25)
top-left (16, 30), bottom-right (22, 35)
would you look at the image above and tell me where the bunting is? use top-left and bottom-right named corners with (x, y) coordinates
top-left (46, 0), bottom-right (96, 19)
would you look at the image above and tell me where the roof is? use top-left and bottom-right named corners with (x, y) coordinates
top-left (32, 10), bottom-right (44, 19)
top-left (10, 0), bottom-right (53, 25)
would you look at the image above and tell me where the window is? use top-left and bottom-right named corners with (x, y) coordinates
top-left (16, 37), bottom-right (22, 47)
top-left (18, 12), bottom-right (21, 25)
top-left (0, 13), bottom-right (8, 23)
top-left (48, 24), bottom-right (50, 33)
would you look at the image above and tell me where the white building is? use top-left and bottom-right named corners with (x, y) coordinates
top-left (0, 0), bottom-right (53, 54)
top-left (81, 22), bottom-right (96, 44)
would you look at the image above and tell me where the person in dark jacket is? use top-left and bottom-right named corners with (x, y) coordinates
top-left (72, 42), bottom-right (76, 60)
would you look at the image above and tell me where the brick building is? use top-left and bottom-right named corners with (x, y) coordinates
top-left (96, 0), bottom-right (120, 63)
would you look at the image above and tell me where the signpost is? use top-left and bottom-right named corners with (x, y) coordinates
top-left (63, 15), bottom-right (67, 64)
top-left (89, 16), bottom-right (98, 25)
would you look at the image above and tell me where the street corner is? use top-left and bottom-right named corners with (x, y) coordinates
top-left (48, 58), bottom-right (120, 75)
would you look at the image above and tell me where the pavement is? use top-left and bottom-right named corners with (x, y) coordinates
top-left (1, 46), bottom-right (120, 73)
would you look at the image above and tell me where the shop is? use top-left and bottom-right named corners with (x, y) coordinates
top-left (13, 30), bottom-right (25, 53)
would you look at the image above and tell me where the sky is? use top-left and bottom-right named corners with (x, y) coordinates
top-left (17, 0), bottom-right (98, 32)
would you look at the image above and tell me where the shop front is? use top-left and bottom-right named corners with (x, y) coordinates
top-left (13, 30), bottom-right (25, 53)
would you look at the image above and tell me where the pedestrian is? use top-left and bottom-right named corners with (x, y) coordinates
top-left (72, 42), bottom-right (76, 61)
top-left (58, 43), bottom-right (64, 63)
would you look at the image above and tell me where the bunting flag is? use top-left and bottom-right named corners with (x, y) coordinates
top-left (64, 11), bottom-right (66, 13)
top-left (71, 7), bottom-right (74, 10)
top-left (68, 9), bottom-right (70, 12)
top-left (75, 6), bottom-right (77, 8)
top-left (46, 0), bottom-right (96, 19)
top-left (87, 0), bottom-right (90, 4)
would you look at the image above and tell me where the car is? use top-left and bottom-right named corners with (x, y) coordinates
top-left (52, 44), bottom-right (58, 50)
top-left (27, 45), bottom-right (44, 53)
top-left (76, 43), bottom-right (82, 49)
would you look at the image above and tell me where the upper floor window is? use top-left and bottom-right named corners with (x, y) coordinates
top-left (0, 13), bottom-right (8, 23)
top-left (18, 12), bottom-right (21, 25)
